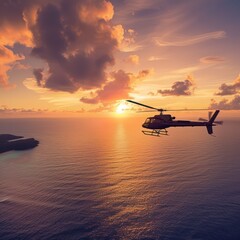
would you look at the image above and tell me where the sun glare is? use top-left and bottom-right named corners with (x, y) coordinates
top-left (116, 103), bottom-right (127, 114)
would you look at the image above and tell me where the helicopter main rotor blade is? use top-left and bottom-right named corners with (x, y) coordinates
top-left (127, 100), bottom-right (209, 112)
top-left (126, 100), bottom-right (162, 111)
top-left (136, 110), bottom-right (157, 113)
top-left (168, 108), bottom-right (209, 111)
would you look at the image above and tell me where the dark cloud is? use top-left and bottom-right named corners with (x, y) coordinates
top-left (209, 95), bottom-right (240, 110)
top-left (80, 69), bottom-right (150, 104)
top-left (30, 0), bottom-right (120, 92)
top-left (157, 77), bottom-right (194, 96)
top-left (33, 68), bottom-right (44, 86)
top-left (32, 3), bottom-right (67, 59)
top-left (215, 76), bottom-right (240, 95)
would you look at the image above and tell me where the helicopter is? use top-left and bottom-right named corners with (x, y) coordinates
top-left (126, 100), bottom-right (222, 137)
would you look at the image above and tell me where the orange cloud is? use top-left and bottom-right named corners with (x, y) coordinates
top-left (111, 25), bottom-right (125, 46)
top-left (0, 1), bottom-right (38, 47)
top-left (78, 0), bottom-right (114, 22)
top-left (119, 28), bottom-right (141, 52)
top-left (0, 2), bottom-right (40, 87)
top-left (125, 54), bottom-right (140, 65)
top-left (81, 69), bottom-right (151, 104)
top-left (148, 56), bottom-right (164, 61)
top-left (0, 65), bottom-right (11, 88)
top-left (0, 45), bottom-right (24, 87)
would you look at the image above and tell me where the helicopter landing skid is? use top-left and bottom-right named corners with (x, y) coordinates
top-left (142, 129), bottom-right (168, 137)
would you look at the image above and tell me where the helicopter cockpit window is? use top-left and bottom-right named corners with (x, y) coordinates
top-left (144, 118), bottom-right (151, 124)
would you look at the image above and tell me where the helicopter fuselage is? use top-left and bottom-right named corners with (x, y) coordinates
top-left (142, 114), bottom-right (214, 130)
top-left (141, 111), bottom-right (219, 135)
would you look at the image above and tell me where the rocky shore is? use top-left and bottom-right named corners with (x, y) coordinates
top-left (0, 134), bottom-right (39, 153)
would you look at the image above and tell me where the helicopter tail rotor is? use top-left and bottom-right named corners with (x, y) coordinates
top-left (199, 111), bottom-right (223, 125)
top-left (205, 110), bottom-right (220, 134)
top-left (198, 110), bottom-right (222, 134)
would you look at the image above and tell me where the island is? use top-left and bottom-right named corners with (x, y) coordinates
top-left (0, 134), bottom-right (39, 153)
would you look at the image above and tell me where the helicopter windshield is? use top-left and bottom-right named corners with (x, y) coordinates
top-left (144, 118), bottom-right (151, 124)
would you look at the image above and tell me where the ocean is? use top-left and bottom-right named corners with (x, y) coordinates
top-left (0, 117), bottom-right (240, 240)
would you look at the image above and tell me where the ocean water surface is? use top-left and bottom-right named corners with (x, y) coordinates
top-left (0, 117), bottom-right (240, 240)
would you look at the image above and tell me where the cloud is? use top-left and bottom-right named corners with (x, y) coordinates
top-left (0, 0), bottom-right (126, 93)
top-left (125, 54), bottom-right (140, 65)
top-left (0, 45), bottom-right (24, 87)
top-left (0, 0), bottom-right (40, 87)
top-left (216, 75), bottom-right (240, 95)
top-left (209, 95), bottom-right (240, 110)
top-left (0, 105), bottom-right (85, 115)
top-left (0, 46), bottom-right (23, 64)
top-left (157, 76), bottom-right (195, 96)
top-left (154, 31), bottom-right (226, 47)
top-left (33, 68), bottom-right (44, 86)
top-left (0, 106), bottom-right (48, 114)
top-left (148, 56), bottom-right (164, 62)
top-left (23, 77), bottom-right (48, 94)
top-left (200, 56), bottom-right (225, 64)
top-left (0, 1), bottom-right (36, 47)
top-left (13, 62), bottom-right (31, 70)
top-left (30, 1), bottom-right (125, 92)
top-left (80, 69), bottom-right (150, 104)
top-left (0, 0), bottom-right (146, 106)
top-left (119, 28), bottom-right (142, 52)
top-left (147, 91), bottom-right (156, 96)
top-left (0, 65), bottom-right (11, 88)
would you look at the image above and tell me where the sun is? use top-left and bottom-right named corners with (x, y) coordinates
top-left (116, 103), bottom-right (127, 114)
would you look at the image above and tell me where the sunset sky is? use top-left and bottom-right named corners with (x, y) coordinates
top-left (0, 0), bottom-right (240, 117)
